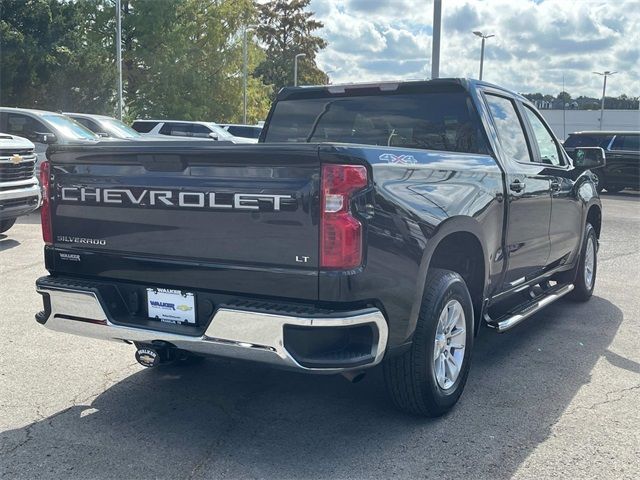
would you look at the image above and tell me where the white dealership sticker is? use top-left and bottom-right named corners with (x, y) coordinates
top-left (147, 288), bottom-right (196, 324)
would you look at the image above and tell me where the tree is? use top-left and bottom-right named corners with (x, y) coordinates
top-left (1, 0), bottom-right (272, 123)
top-left (120, 0), bottom-right (270, 123)
top-left (255, 0), bottom-right (327, 97)
top-left (522, 93), bottom-right (543, 103)
top-left (0, 0), bottom-right (115, 113)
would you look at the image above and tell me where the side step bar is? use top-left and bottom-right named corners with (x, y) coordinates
top-left (486, 283), bottom-right (575, 333)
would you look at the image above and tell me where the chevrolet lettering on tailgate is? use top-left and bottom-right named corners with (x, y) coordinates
top-left (59, 187), bottom-right (295, 211)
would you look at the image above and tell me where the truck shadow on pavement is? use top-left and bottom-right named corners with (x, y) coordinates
top-left (0, 235), bottom-right (20, 252)
top-left (0, 296), bottom-right (624, 479)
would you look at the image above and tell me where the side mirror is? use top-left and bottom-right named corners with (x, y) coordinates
top-left (569, 147), bottom-right (606, 170)
top-left (97, 132), bottom-right (110, 138)
top-left (208, 132), bottom-right (219, 140)
top-left (35, 132), bottom-right (58, 144)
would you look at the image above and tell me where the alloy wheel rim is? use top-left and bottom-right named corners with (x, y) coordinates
top-left (584, 236), bottom-right (595, 289)
top-left (433, 299), bottom-right (466, 390)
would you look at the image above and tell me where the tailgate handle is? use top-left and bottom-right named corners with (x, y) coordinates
top-left (138, 154), bottom-right (186, 172)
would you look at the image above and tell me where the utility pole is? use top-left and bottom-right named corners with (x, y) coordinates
top-left (431, 0), bottom-right (442, 79)
top-left (243, 26), bottom-right (257, 124)
top-left (473, 31), bottom-right (494, 81)
top-left (294, 53), bottom-right (306, 86)
top-left (115, 0), bottom-right (123, 120)
top-left (562, 74), bottom-right (566, 140)
top-left (593, 71), bottom-right (616, 130)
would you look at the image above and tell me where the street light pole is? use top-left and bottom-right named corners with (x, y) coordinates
top-left (294, 53), bottom-right (306, 86)
top-left (593, 71), bottom-right (616, 130)
top-left (242, 26), bottom-right (257, 124)
top-left (115, 0), bottom-right (123, 120)
top-left (431, 0), bottom-right (442, 79)
top-left (473, 31), bottom-right (494, 81)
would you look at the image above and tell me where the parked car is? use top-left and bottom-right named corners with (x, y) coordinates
top-left (64, 113), bottom-right (143, 139)
top-left (0, 134), bottom-right (40, 234)
top-left (563, 131), bottom-right (639, 193)
top-left (219, 124), bottom-right (262, 143)
top-left (131, 120), bottom-right (252, 143)
top-left (0, 107), bottom-right (101, 175)
top-left (35, 78), bottom-right (603, 417)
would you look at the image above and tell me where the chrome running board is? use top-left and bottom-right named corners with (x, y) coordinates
top-left (487, 283), bottom-right (575, 333)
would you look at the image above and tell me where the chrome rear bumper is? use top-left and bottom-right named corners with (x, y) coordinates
top-left (36, 283), bottom-right (388, 373)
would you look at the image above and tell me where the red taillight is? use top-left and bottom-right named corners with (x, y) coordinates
top-left (320, 164), bottom-right (368, 269)
top-left (40, 161), bottom-right (52, 245)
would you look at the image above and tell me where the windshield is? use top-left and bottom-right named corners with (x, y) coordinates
top-left (101, 118), bottom-right (141, 138)
top-left (42, 114), bottom-right (99, 141)
top-left (205, 122), bottom-right (235, 140)
top-left (263, 91), bottom-right (489, 154)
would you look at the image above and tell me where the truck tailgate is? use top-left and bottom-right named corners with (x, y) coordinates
top-left (48, 143), bottom-right (320, 300)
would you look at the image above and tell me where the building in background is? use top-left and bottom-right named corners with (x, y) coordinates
top-left (540, 110), bottom-right (640, 141)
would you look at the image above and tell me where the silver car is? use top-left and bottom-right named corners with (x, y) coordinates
top-left (0, 107), bottom-right (102, 175)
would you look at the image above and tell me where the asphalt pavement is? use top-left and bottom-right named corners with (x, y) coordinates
top-left (1, 193), bottom-right (639, 480)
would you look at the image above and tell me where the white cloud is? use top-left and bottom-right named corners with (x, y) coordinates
top-left (309, 0), bottom-right (640, 97)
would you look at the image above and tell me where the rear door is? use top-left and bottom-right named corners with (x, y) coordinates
top-left (483, 93), bottom-right (552, 287)
top-left (608, 134), bottom-right (640, 189)
top-left (49, 143), bottom-right (321, 300)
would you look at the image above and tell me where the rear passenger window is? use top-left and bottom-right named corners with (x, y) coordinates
top-left (611, 134), bottom-right (640, 151)
top-left (191, 124), bottom-right (211, 138)
top-left (160, 123), bottom-right (190, 137)
top-left (484, 94), bottom-right (532, 163)
top-left (132, 121), bottom-right (158, 133)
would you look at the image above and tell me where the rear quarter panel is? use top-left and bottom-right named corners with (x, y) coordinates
top-left (318, 145), bottom-right (504, 347)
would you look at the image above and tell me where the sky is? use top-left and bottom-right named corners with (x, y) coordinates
top-left (308, 0), bottom-right (639, 97)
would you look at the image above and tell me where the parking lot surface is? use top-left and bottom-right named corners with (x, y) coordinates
top-left (1, 193), bottom-right (639, 480)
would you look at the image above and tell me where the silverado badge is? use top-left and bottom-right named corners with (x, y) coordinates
top-left (10, 154), bottom-right (23, 164)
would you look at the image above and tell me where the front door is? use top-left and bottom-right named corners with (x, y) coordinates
top-left (521, 104), bottom-right (582, 265)
top-left (483, 93), bottom-right (552, 288)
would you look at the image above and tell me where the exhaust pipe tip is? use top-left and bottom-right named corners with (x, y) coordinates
top-left (341, 371), bottom-right (366, 383)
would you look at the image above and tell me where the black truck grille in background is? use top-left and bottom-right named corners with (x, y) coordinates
top-left (0, 196), bottom-right (39, 211)
top-left (0, 148), bottom-right (34, 156)
top-left (0, 160), bottom-right (36, 182)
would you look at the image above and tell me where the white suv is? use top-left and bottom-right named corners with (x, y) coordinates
top-left (131, 120), bottom-right (253, 143)
top-left (0, 134), bottom-right (41, 234)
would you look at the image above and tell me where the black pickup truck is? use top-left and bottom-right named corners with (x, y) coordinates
top-left (563, 131), bottom-right (639, 193)
top-left (35, 79), bottom-right (605, 416)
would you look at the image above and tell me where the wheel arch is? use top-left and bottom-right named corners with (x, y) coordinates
top-left (586, 203), bottom-right (602, 238)
top-left (406, 216), bottom-right (490, 342)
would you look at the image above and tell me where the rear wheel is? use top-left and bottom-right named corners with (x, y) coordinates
top-left (567, 223), bottom-right (598, 302)
top-left (0, 218), bottom-right (16, 234)
top-left (384, 269), bottom-right (474, 416)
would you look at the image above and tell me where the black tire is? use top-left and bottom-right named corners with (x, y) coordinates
top-left (567, 223), bottom-right (598, 302)
top-left (604, 184), bottom-right (624, 193)
top-left (0, 218), bottom-right (16, 234)
top-left (384, 269), bottom-right (474, 417)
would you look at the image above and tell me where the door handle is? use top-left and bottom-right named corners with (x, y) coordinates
top-left (509, 180), bottom-right (525, 192)
top-left (550, 179), bottom-right (561, 191)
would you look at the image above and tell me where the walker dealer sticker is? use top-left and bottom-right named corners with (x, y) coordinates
top-left (147, 288), bottom-right (196, 324)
